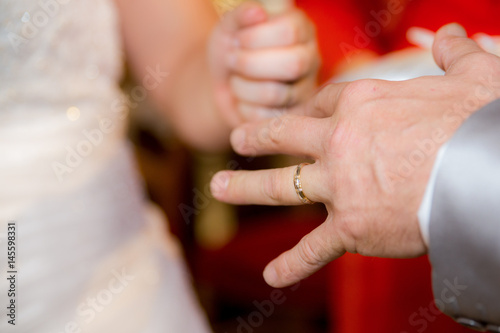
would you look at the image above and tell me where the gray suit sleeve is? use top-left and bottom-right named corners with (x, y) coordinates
top-left (429, 98), bottom-right (500, 330)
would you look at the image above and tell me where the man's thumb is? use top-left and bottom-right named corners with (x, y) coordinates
top-left (433, 23), bottom-right (484, 73)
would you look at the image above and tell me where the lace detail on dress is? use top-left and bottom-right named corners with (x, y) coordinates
top-left (0, 0), bottom-right (128, 202)
top-left (0, 0), bottom-right (124, 116)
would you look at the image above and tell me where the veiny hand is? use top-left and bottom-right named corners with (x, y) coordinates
top-left (209, 1), bottom-right (320, 127)
top-left (210, 24), bottom-right (500, 287)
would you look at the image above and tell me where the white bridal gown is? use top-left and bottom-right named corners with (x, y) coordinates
top-left (0, 0), bottom-right (211, 332)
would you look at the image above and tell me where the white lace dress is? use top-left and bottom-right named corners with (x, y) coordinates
top-left (0, 1), bottom-right (211, 332)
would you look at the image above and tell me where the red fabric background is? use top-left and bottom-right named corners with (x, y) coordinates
top-left (297, 0), bottom-right (500, 81)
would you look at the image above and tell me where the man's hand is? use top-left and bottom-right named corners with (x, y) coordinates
top-left (209, 1), bottom-right (320, 127)
top-left (210, 24), bottom-right (500, 288)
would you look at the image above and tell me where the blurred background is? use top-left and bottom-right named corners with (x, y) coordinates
top-left (126, 0), bottom-right (500, 332)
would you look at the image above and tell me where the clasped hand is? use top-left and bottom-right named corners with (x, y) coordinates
top-left (209, 1), bottom-right (319, 126)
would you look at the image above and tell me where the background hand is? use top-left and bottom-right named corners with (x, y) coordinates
top-left (209, 1), bottom-right (320, 127)
top-left (211, 23), bottom-right (500, 287)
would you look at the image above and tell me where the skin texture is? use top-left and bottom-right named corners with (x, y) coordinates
top-left (113, 0), bottom-right (319, 152)
top-left (210, 24), bottom-right (500, 288)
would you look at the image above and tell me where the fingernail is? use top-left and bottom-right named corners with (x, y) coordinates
top-left (230, 127), bottom-right (246, 152)
top-left (232, 38), bottom-right (240, 48)
top-left (444, 23), bottom-right (467, 37)
top-left (263, 264), bottom-right (279, 287)
top-left (210, 171), bottom-right (230, 197)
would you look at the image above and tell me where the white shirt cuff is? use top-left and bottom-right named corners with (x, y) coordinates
top-left (417, 143), bottom-right (449, 247)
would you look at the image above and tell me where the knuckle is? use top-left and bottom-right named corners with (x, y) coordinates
top-left (284, 19), bottom-right (301, 44)
top-left (239, 34), bottom-right (253, 48)
top-left (237, 53), bottom-right (252, 74)
top-left (262, 170), bottom-right (285, 203)
top-left (267, 118), bottom-right (285, 146)
top-left (342, 79), bottom-right (381, 100)
top-left (279, 254), bottom-right (301, 283)
top-left (297, 237), bottom-right (325, 270)
top-left (438, 35), bottom-right (467, 58)
top-left (336, 79), bottom-right (383, 118)
top-left (240, 30), bottom-right (258, 48)
top-left (439, 35), bottom-right (458, 52)
top-left (439, 37), bottom-right (487, 70)
top-left (287, 52), bottom-right (308, 79)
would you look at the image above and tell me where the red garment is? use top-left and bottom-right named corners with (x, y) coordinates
top-left (294, 1), bottom-right (499, 332)
top-left (390, 0), bottom-right (500, 51)
top-left (298, 0), bottom-right (500, 81)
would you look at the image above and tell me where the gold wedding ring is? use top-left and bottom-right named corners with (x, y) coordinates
top-left (294, 163), bottom-right (315, 204)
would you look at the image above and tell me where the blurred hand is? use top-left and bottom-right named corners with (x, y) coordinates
top-left (408, 26), bottom-right (500, 56)
top-left (210, 24), bottom-right (500, 287)
top-left (209, 1), bottom-right (320, 127)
